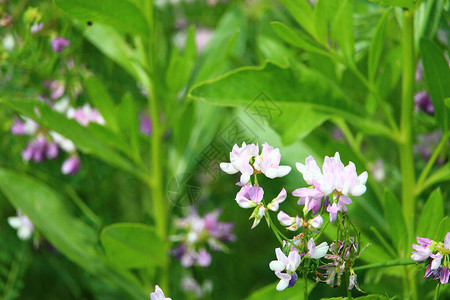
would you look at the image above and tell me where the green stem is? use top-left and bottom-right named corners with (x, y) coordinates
top-left (353, 258), bottom-right (415, 271)
top-left (434, 282), bottom-right (440, 300)
top-left (345, 271), bottom-right (352, 299)
top-left (400, 9), bottom-right (417, 300)
top-left (417, 132), bottom-right (449, 190)
top-left (303, 271), bottom-right (308, 300)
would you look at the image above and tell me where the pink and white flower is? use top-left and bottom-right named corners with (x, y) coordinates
top-left (8, 211), bottom-right (34, 241)
top-left (150, 285), bottom-right (171, 300)
top-left (220, 142), bottom-right (258, 184)
top-left (307, 238), bottom-right (329, 259)
top-left (269, 247), bottom-right (301, 291)
top-left (254, 142), bottom-right (291, 179)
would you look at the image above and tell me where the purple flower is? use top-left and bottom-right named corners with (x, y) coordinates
top-left (197, 248), bottom-right (212, 267)
top-left (235, 184), bottom-right (263, 208)
top-left (139, 113), bottom-right (152, 135)
top-left (51, 36), bottom-right (70, 52)
top-left (11, 116), bottom-right (38, 136)
top-left (67, 104), bottom-right (105, 126)
top-left (43, 80), bottom-right (65, 99)
top-left (267, 188), bottom-right (287, 212)
top-left (411, 236), bottom-right (432, 262)
top-left (414, 91), bottom-right (434, 114)
top-left (61, 156), bottom-right (81, 175)
top-left (22, 135), bottom-right (56, 162)
top-left (269, 247), bottom-right (301, 291)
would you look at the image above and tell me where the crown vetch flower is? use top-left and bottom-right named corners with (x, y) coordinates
top-left (307, 237), bottom-right (329, 259)
top-left (150, 285), bottom-right (171, 300)
top-left (220, 142), bottom-right (258, 184)
top-left (254, 142), bottom-right (291, 179)
top-left (267, 188), bottom-right (287, 212)
top-left (51, 36), bottom-right (70, 52)
top-left (269, 247), bottom-right (301, 291)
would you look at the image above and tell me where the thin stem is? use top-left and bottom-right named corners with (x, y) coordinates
top-left (345, 271), bottom-right (352, 299)
top-left (417, 132), bottom-right (449, 190)
top-left (353, 258), bottom-right (415, 271)
top-left (303, 271), bottom-right (308, 300)
top-left (400, 9), bottom-right (417, 300)
top-left (434, 282), bottom-right (440, 300)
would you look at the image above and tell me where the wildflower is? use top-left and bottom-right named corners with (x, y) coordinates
top-left (50, 131), bottom-right (76, 153)
top-left (254, 142), bottom-right (291, 179)
top-left (139, 113), bottom-right (152, 135)
top-left (8, 211), bottom-right (34, 240)
top-left (43, 80), bottom-right (65, 99)
top-left (269, 247), bottom-right (301, 291)
top-left (411, 236), bottom-right (433, 262)
top-left (414, 91), bottom-right (434, 115)
top-left (171, 209), bottom-right (234, 268)
top-left (307, 238), bottom-right (329, 259)
top-left (10, 116), bottom-right (38, 136)
top-left (67, 104), bottom-right (105, 126)
top-left (195, 28), bottom-right (213, 53)
top-left (150, 285), bottom-right (171, 300)
top-left (220, 142), bottom-right (258, 184)
top-left (326, 196), bottom-right (352, 223)
top-left (30, 22), bottom-right (43, 34)
top-left (235, 184), bottom-right (263, 208)
top-left (22, 135), bottom-right (58, 162)
top-left (267, 188), bottom-right (287, 212)
top-left (61, 155), bottom-right (81, 175)
top-left (2, 33), bottom-right (15, 51)
top-left (51, 36), bottom-right (70, 52)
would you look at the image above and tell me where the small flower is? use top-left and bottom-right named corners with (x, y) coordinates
top-left (267, 188), bottom-right (287, 212)
top-left (307, 238), bottom-right (329, 259)
top-left (220, 142), bottom-right (258, 184)
top-left (30, 22), bottom-right (43, 34)
top-left (22, 135), bottom-right (56, 162)
top-left (43, 80), bottom-right (65, 99)
top-left (8, 211), bottom-right (34, 240)
top-left (414, 91), bottom-right (434, 115)
top-left (197, 248), bottom-right (212, 267)
top-left (235, 184), bottom-right (263, 208)
top-left (309, 214), bottom-right (323, 229)
top-left (269, 248), bottom-right (301, 291)
top-left (50, 131), bottom-right (76, 153)
top-left (10, 116), bottom-right (38, 136)
top-left (139, 113), bottom-right (152, 136)
top-left (254, 142), bottom-right (291, 179)
top-left (150, 285), bottom-right (171, 300)
top-left (326, 196), bottom-right (352, 222)
top-left (51, 36), bottom-right (70, 52)
top-left (411, 236), bottom-right (432, 262)
top-left (61, 155), bottom-right (81, 175)
top-left (67, 104), bottom-right (105, 126)
top-left (277, 211), bottom-right (296, 227)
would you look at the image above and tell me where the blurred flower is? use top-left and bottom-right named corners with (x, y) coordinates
top-left (269, 247), bottom-right (301, 291)
top-left (414, 91), bottom-right (434, 115)
top-left (8, 210), bottom-right (34, 240)
top-left (254, 142), bottom-right (291, 179)
top-left (30, 22), bottom-right (43, 34)
top-left (2, 33), bottom-right (15, 51)
top-left (22, 134), bottom-right (58, 162)
top-left (10, 116), bottom-right (38, 136)
top-left (0, 14), bottom-right (13, 27)
top-left (139, 113), bottom-right (152, 135)
top-left (50, 131), bottom-right (76, 153)
top-left (307, 237), bottom-right (329, 259)
top-left (61, 155), bottom-right (81, 175)
top-left (195, 28), bottom-right (213, 53)
top-left (171, 209), bottom-right (235, 268)
top-left (67, 104), bottom-right (105, 126)
top-left (43, 80), bottom-right (65, 99)
top-left (150, 285), bottom-right (171, 300)
top-left (415, 60), bottom-right (423, 82)
top-left (370, 158), bottom-right (385, 182)
top-left (51, 36), bottom-right (70, 52)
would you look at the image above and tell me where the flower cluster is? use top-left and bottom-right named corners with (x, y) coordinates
top-left (171, 209), bottom-right (235, 268)
top-left (220, 142), bottom-right (291, 228)
top-left (11, 99), bottom-right (105, 175)
top-left (411, 233), bottom-right (450, 285)
top-left (221, 143), bottom-right (368, 293)
top-left (294, 153), bottom-right (368, 222)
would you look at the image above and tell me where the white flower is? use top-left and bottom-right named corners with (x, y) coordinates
top-left (254, 142), bottom-right (291, 179)
top-left (8, 211), bottom-right (34, 240)
top-left (220, 142), bottom-right (258, 184)
top-left (269, 248), bottom-right (301, 291)
top-left (267, 188), bottom-right (287, 212)
top-left (307, 238), bottom-right (329, 259)
top-left (150, 285), bottom-right (171, 300)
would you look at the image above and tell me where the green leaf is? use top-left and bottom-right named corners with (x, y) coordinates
top-left (313, 0), bottom-right (328, 46)
top-left (368, 8), bottom-right (391, 81)
top-left (0, 169), bottom-right (98, 269)
top-left (101, 223), bottom-right (166, 269)
top-left (0, 98), bottom-right (146, 181)
top-left (83, 24), bottom-right (150, 90)
top-left (118, 92), bottom-right (141, 163)
top-left (54, 0), bottom-right (149, 37)
top-left (383, 190), bottom-right (407, 252)
top-left (434, 217), bottom-right (450, 243)
top-left (85, 76), bottom-right (119, 132)
top-left (189, 61), bottom-right (392, 138)
top-left (417, 188), bottom-right (444, 240)
top-left (420, 38), bottom-right (450, 131)
top-left (246, 279), bottom-right (314, 300)
top-left (270, 22), bottom-right (328, 56)
top-left (0, 169), bottom-right (147, 299)
top-left (369, 0), bottom-right (415, 8)
top-left (332, 0), bottom-right (354, 62)
top-left (279, 0), bottom-right (315, 38)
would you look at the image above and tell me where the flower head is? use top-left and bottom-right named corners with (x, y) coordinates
top-left (269, 247), bottom-right (301, 291)
top-left (307, 238), bottom-right (329, 259)
top-left (51, 36), bottom-right (70, 52)
top-left (61, 155), bottom-right (81, 175)
top-left (254, 142), bottom-right (291, 179)
top-left (220, 142), bottom-right (258, 184)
